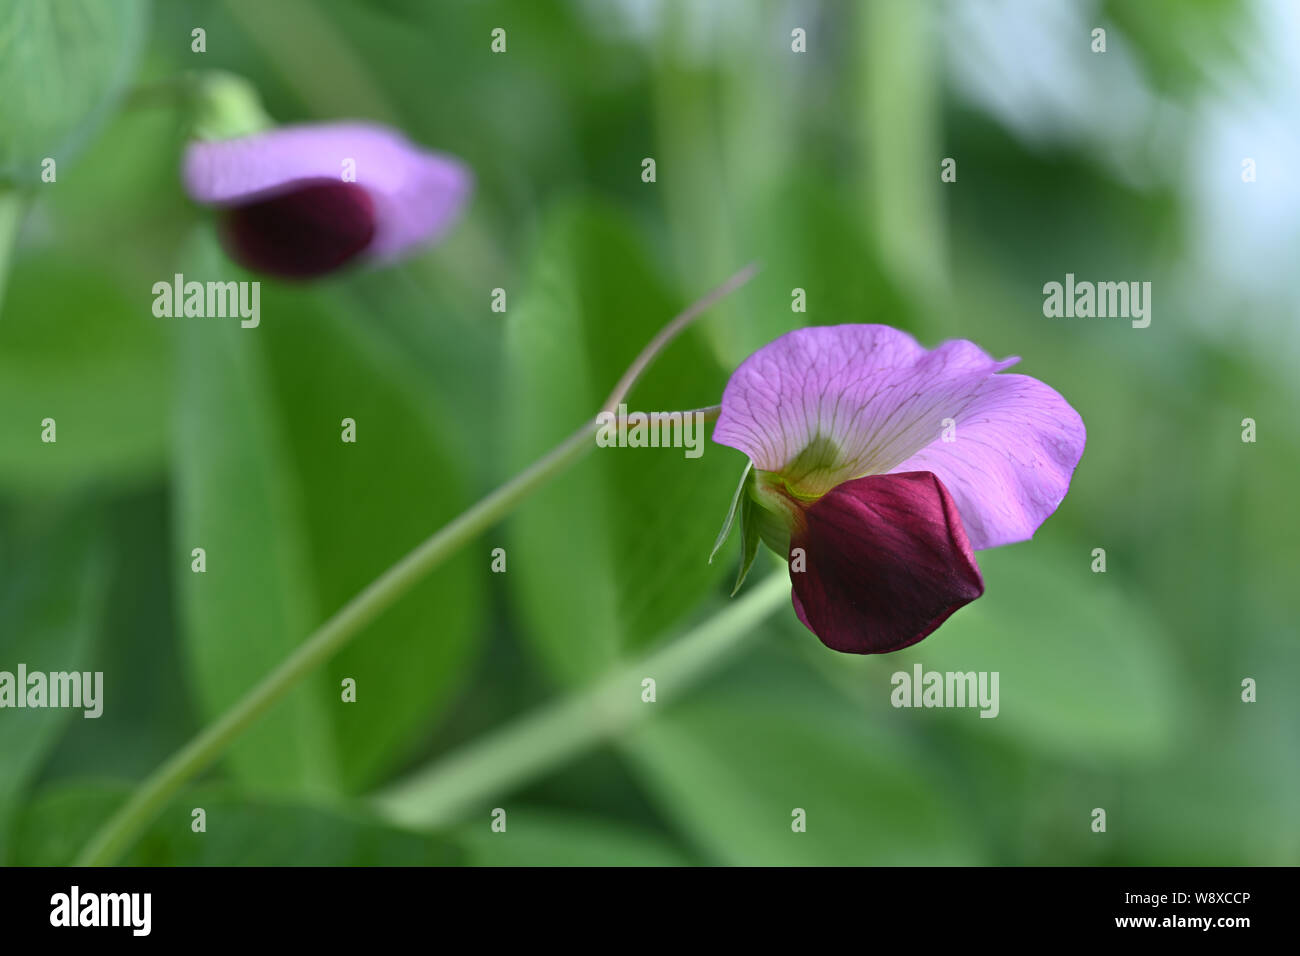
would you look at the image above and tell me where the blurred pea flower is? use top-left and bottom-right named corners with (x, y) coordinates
top-left (180, 73), bottom-right (471, 279)
top-left (711, 325), bottom-right (1085, 654)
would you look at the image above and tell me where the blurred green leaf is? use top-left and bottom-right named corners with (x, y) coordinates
top-left (623, 650), bottom-right (980, 866)
top-left (505, 200), bottom-right (736, 684)
top-left (0, 259), bottom-right (171, 492)
top-left (37, 105), bottom-right (194, 272)
top-left (172, 228), bottom-right (486, 795)
top-left (257, 283), bottom-right (485, 791)
top-left (172, 237), bottom-right (336, 795)
top-left (913, 543), bottom-right (1183, 760)
top-left (16, 782), bottom-right (461, 865)
top-left (454, 806), bottom-right (690, 866)
top-left (719, 180), bottom-right (912, 367)
top-left (1100, 633), bottom-right (1300, 866)
top-left (1116, 748), bottom-right (1298, 865)
top-left (0, 0), bottom-right (147, 184)
top-left (1101, 0), bottom-right (1250, 98)
top-left (38, 489), bottom-right (199, 782)
top-left (0, 506), bottom-right (108, 862)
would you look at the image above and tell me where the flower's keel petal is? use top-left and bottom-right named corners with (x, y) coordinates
top-left (789, 471), bottom-right (984, 654)
top-left (713, 324), bottom-right (1018, 497)
top-left (219, 180), bottom-right (376, 278)
top-left (891, 373), bottom-right (1086, 550)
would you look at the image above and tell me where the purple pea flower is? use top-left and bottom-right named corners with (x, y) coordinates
top-left (183, 122), bottom-right (472, 279)
top-left (712, 324), bottom-right (1086, 654)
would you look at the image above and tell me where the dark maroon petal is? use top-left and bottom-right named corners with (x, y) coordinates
top-left (789, 471), bottom-right (984, 654)
top-left (218, 179), bottom-right (376, 279)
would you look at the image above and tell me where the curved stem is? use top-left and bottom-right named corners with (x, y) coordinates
top-left (601, 262), bottom-right (758, 413)
top-left (75, 265), bottom-right (756, 866)
top-left (372, 570), bottom-right (789, 829)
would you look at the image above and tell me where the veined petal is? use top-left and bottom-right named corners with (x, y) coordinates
top-left (891, 373), bottom-right (1085, 549)
top-left (182, 122), bottom-right (472, 269)
top-left (713, 325), bottom-right (1017, 497)
top-left (789, 471), bottom-right (984, 654)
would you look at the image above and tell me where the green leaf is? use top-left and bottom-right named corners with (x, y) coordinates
top-left (0, 505), bottom-right (108, 862)
top-left (623, 651), bottom-right (979, 865)
top-left (171, 231), bottom-right (484, 795)
top-left (0, 259), bottom-right (171, 493)
top-left (454, 807), bottom-right (690, 866)
top-left (37, 490), bottom-right (199, 783)
top-left (37, 103), bottom-right (193, 270)
top-left (257, 283), bottom-right (485, 791)
top-left (907, 542), bottom-right (1183, 760)
top-left (172, 238), bottom-right (335, 795)
top-left (505, 200), bottom-right (738, 684)
top-left (1117, 655), bottom-right (1300, 865)
top-left (1101, 0), bottom-right (1250, 99)
top-left (711, 179), bottom-right (913, 371)
top-left (15, 783), bottom-right (462, 865)
top-left (0, 0), bottom-right (147, 184)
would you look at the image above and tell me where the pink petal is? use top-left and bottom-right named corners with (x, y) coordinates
top-left (182, 122), bottom-right (471, 265)
top-left (713, 324), bottom-right (1084, 548)
top-left (789, 471), bottom-right (984, 654)
top-left (713, 325), bottom-right (1016, 496)
top-left (891, 373), bottom-right (1085, 549)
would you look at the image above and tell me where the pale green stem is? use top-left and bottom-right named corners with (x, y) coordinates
top-left (372, 570), bottom-right (790, 829)
top-left (0, 189), bottom-right (25, 317)
top-left (75, 265), bottom-right (755, 866)
top-left (860, 0), bottom-right (945, 311)
top-left (600, 263), bottom-right (757, 413)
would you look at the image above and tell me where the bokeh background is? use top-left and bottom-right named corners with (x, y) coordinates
top-left (1, 0), bottom-right (1297, 866)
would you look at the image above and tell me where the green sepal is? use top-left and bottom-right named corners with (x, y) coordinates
top-left (710, 462), bottom-right (765, 597)
top-left (709, 460), bottom-right (753, 565)
top-left (731, 488), bottom-right (762, 596)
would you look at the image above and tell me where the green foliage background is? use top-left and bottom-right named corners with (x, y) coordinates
top-left (0, 0), bottom-right (1295, 866)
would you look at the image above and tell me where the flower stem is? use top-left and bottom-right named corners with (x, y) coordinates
top-left (74, 265), bottom-right (756, 866)
top-left (0, 189), bottom-right (25, 317)
top-left (371, 570), bottom-right (790, 829)
top-left (601, 262), bottom-right (757, 413)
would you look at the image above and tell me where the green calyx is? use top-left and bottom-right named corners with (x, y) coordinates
top-left (713, 462), bottom-right (820, 597)
top-left (711, 434), bottom-right (860, 595)
top-left (713, 435), bottom-right (859, 595)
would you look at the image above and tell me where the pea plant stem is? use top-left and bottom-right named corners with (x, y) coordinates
top-left (74, 263), bottom-right (756, 866)
top-left (371, 570), bottom-right (790, 829)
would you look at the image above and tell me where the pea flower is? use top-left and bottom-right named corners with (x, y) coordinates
top-left (711, 324), bottom-right (1085, 654)
top-left (182, 122), bottom-right (471, 279)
